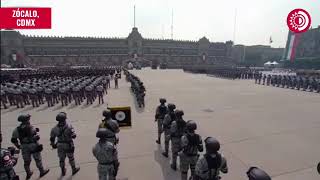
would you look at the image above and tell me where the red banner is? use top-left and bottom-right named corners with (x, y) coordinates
top-left (0, 7), bottom-right (51, 29)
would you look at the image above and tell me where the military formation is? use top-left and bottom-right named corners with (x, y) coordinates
top-left (0, 109), bottom-right (120, 180)
top-left (124, 69), bottom-right (146, 108)
top-left (254, 73), bottom-right (320, 93)
top-left (0, 67), bottom-right (122, 109)
top-left (154, 98), bottom-right (273, 180)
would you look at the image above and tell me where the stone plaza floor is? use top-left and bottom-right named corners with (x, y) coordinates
top-left (1, 68), bottom-right (320, 180)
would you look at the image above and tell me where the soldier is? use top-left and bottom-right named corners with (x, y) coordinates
top-left (59, 86), bottom-right (68, 106)
top-left (262, 74), bottom-right (266, 85)
top-left (179, 120), bottom-right (203, 180)
top-left (1, 89), bottom-right (8, 109)
top-left (292, 76), bottom-right (297, 89)
top-left (98, 110), bottom-right (120, 145)
top-left (50, 112), bottom-right (80, 176)
top-left (297, 77), bottom-right (303, 90)
top-left (20, 84), bottom-right (30, 105)
top-left (96, 84), bottom-right (104, 104)
top-left (114, 74), bottom-right (119, 89)
top-left (92, 128), bottom-right (120, 180)
top-left (266, 75), bottom-right (271, 86)
top-left (247, 167), bottom-right (271, 180)
top-left (194, 137), bottom-right (228, 180)
top-left (29, 85), bottom-right (39, 107)
top-left (85, 85), bottom-right (93, 105)
top-left (13, 86), bottom-right (24, 108)
top-left (155, 98), bottom-right (168, 144)
top-left (11, 114), bottom-right (49, 179)
top-left (170, 110), bottom-right (186, 170)
top-left (106, 74), bottom-right (111, 88)
top-left (162, 103), bottom-right (176, 157)
top-left (51, 84), bottom-right (59, 105)
top-left (303, 77), bottom-right (310, 91)
top-left (72, 86), bottom-right (81, 106)
top-left (44, 86), bottom-right (53, 107)
top-left (36, 84), bottom-right (44, 105)
top-left (0, 133), bottom-right (20, 180)
top-left (258, 73), bottom-right (262, 84)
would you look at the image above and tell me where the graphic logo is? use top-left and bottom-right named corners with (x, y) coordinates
top-left (287, 9), bottom-right (311, 33)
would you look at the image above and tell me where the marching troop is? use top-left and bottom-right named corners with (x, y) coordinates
top-left (0, 67), bottom-right (123, 109)
top-left (154, 98), bottom-right (272, 180)
top-left (124, 69), bottom-right (146, 108)
top-left (1, 109), bottom-right (121, 180)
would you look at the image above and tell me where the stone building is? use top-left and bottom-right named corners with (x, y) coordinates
top-left (1, 27), bottom-right (234, 68)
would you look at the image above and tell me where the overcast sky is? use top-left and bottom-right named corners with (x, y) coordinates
top-left (2, 0), bottom-right (319, 48)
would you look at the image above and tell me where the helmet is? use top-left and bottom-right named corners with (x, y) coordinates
top-left (159, 98), bottom-right (166, 104)
top-left (175, 110), bottom-right (184, 117)
top-left (167, 103), bottom-right (176, 111)
top-left (102, 109), bottom-right (112, 119)
top-left (18, 114), bottom-right (31, 122)
top-left (96, 128), bottom-right (108, 139)
top-left (56, 112), bottom-right (67, 122)
top-left (205, 137), bottom-right (220, 153)
top-left (247, 167), bottom-right (271, 180)
top-left (186, 120), bottom-right (197, 131)
top-left (317, 162), bottom-right (320, 175)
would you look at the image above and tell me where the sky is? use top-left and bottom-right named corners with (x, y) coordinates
top-left (1, 0), bottom-right (319, 48)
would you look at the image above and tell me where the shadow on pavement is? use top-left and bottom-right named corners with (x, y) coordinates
top-left (154, 145), bottom-right (179, 180)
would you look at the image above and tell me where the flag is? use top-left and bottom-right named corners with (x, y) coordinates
top-left (269, 36), bottom-right (273, 44)
top-left (283, 31), bottom-right (302, 62)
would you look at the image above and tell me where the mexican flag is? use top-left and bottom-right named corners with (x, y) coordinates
top-left (283, 31), bottom-right (302, 62)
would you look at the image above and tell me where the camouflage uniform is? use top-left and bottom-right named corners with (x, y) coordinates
top-left (96, 85), bottom-right (104, 104)
top-left (11, 115), bottom-right (49, 179)
top-left (195, 153), bottom-right (228, 180)
top-left (162, 104), bottom-right (176, 157)
top-left (169, 110), bottom-right (186, 170)
top-left (92, 129), bottom-right (119, 180)
top-left (155, 100), bottom-right (168, 144)
top-left (50, 113), bottom-right (80, 176)
top-left (99, 111), bottom-right (120, 145)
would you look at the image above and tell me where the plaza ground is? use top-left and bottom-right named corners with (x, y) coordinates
top-left (1, 68), bottom-right (320, 180)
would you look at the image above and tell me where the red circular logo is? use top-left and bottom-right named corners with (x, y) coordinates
top-left (287, 9), bottom-right (311, 33)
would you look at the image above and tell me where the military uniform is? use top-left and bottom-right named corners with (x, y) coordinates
top-left (155, 99), bottom-right (168, 144)
top-left (179, 129), bottom-right (203, 180)
top-left (28, 86), bottom-right (39, 107)
top-left (96, 85), bottom-right (104, 104)
top-left (85, 86), bottom-right (93, 105)
top-left (11, 114), bottom-right (49, 179)
top-left (170, 110), bottom-right (186, 170)
top-left (1, 89), bottom-right (8, 109)
top-left (99, 110), bottom-right (120, 145)
top-left (162, 104), bottom-right (176, 157)
top-left (50, 112), bottom-right (80, 176)
top-left (44, 86), bottom-right (53, 107)
top-left (93, 129), bottom-right (119, 180)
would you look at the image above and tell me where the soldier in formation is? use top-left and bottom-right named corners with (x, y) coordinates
top-left (99, 110), bottom-right (120, 145)
top-left (92, 128), bottom-right (119, 180)
top-left (162, 103), bottom-right (176, 157)
top-left (125, 69), bottom-right (146, 108)
top-left (194, 137), bottom-right (228, 180)
top-left (11, 114), bottom-right (50, 179)
top-left (155, 98), bottom-right (168, 144)
top-left (50, 112), bottom-right (80, 176)
top-left (256, 74), bottom-right (320, 93)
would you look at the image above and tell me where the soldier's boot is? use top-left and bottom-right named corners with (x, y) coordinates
top-left (70, 158), bottom-right (80, 175)
top-left (24, 163), bottom-right (33, 180)
top-left (39, 169), bottom-right (50, 178)
top-left (61, 167), bottom-right (66, 176)
top-left (181, 172), bottom-right (188, 180)
top-left (162, 151), bottom-right (168, 158)
top-left (156, 135), bottom-right (161, 144)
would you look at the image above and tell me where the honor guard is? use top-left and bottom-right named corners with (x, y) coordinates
top-left (179, 120), bottom-right (203, 180)
top-left (92, 128), bottom-right (120, 180)
top-left (50, 112), bottom-right (80, 176)
top-left (194, 137), bottom-right (228, 180)
top-left (0, 133), bottom-right (20, 180)
top-left (98, 110), bottom-right (120, 144)
top-left (170, 110), bottom-right (186, 170)
top-left (44, 86), bottom-right (53, 107)
top-left (155, 98), bottom-right (168, 144)
top-left (162, 103), bottom-right (176, 157)
top-left (11, 114), bottom-right (49, 179)
top-left (247, 167), bottom-right (271, 180)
